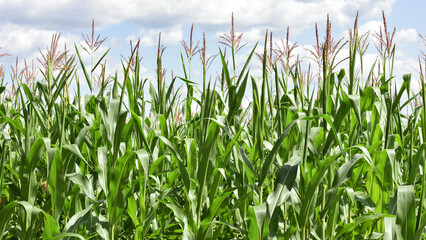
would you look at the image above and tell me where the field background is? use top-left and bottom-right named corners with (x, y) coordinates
top-left (1, 4), bottom-right (426, 240)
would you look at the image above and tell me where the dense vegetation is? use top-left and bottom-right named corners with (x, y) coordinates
top-left (1, 13), bottom-right (426, 239)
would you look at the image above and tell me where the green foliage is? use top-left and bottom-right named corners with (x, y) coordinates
top-left (1, 14), bottom-right (426, 240)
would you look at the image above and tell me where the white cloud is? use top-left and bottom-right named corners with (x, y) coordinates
top-left (127, 26), bottom-right (183, 47)
top-left (395, 28), bottom-right (418, 46)
top-left (361, 0), bottom-right (396, 18)
top-left (394, 57), bottom-right (418, 79)
top-left (0, 0), bottom-right (396, 33)
top-left (358, 21), bottom-right (382, 35)
top-left (0, 23), bottom-right (83, 86)
top-left (0, 23), bottom-right (80, 62)
top-left (242, 28), bottom-right (264, 45)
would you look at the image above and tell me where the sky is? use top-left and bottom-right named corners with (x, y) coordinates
top-left (0, 0), bottom-right (425, 98)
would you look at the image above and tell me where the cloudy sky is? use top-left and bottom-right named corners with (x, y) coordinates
top-left (0, 0), bottom-right (425, 94)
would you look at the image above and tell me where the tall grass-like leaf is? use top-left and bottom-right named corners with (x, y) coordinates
top-left (0, 110), bottom-right (25, 133)
top-left (20, 138), bottom-right (47, 205)
top-left (63, 201), bottom-right (102, 234)
top-left (195, 120), bottom-right (220, 222)
top-left (107, 150), bottom-right (136, 237)
top-left (248, 204), bottom-right (268, 240)
top-left (158, 136), bottom-right (190, 194)
top-left (299, 153), bottom-right (341, 230)
top-left (258, 120), bottom-right (297, 188)
top-left (394, 185), bottom-right (416, 240)
top-left (49, 148), bottom-right (65, 221)
top-left (16, 201), bottom-right (44, 239)
top-left (74, 44), bottom-right (92, 92)
top-left (334, 214), bottom-right (393, 239)
top-left (47, 233), bottom-right (85, 240)
top-left (67, 172), bottom-right (95, 200)
top-left (97, 146), bottom-right (108, 195)
top-left (0, 202), bottom-right (19, 239)
top-left (42, 212), bottom-right (60, 240)
top-left (266, 161), bottom-right (298, 219)
top-left (322, 153), bottom-right (367, 216)
top-left (199, 190), bottom-right (232, 238)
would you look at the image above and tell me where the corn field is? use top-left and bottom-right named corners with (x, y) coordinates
top-left (1, 13), bottom-right (426, 239)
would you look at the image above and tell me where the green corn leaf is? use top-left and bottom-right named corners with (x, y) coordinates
top-left (394, 185), bottom-right (416, 240)
top-left (20, 138), bottom-right (46, 205)
top-left (258, 120), bottom-right (297, 188)
top-left (158, 136), bottom-right (190, 194)
top-left (92, 48), bottom-right (110, 73)
top-left (299, 153), bottom-right (341, 229)
top-left (74, 44), bottom-right (92, 92)
top-left (41, 212), bottom-right (60, 240)
top-left (49, 148), bottom-right (65, 221)
top-left (97, 146), bottom-right (108, 195)
top-left (67, 172), bottom-right (95, 200)
top-left (0, 201), bottom-right (19, 240)
top-left (108, 150), bottom-right (136, 226)
top-left (266, 161), bottom-right (299, 219)
top-left (63, 201), bottom-right (102, 234)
